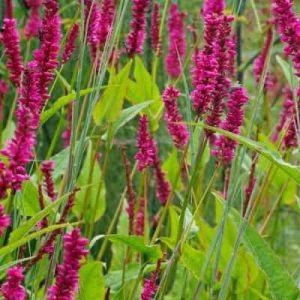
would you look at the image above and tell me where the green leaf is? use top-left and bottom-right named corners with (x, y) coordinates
top-left (41, 88), bottom-right (96, 125)
top-left (17, 181), bottom-right (41, 217)
top-left (107, 234), bottom-right (162, 262)
top-left (78, 261), bottom-right (105, 300)
top-left (0, 223), bottom-right (74, 256)
top-left (216, 197), bottom-right (300, 300)
top-left (2, 121), bottom-right (15, 142)
top-left (93, 60), bottom-right (132, 124)
top-left (9, 194), bottom-right (66, 243)
top-left (74, 141), bottom-right (106, 223)
top-left (196, 122), bottom-right (300, 184)
top-left (125, 57), bottom-right (163, 130)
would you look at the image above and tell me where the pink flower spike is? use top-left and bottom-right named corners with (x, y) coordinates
top-left (41, 160), bottom-right (56, 201)
top-left (24, 0), bottom-right (42, 39)
top-left (135, 115), bottom-right (157, 172)
top-left (62, 23), bottom-right (79, 64)
top-left (1, 267), bottom-right (26, 300)
top-left (141, 259), bottom-right (161, 300)
top-left (203, 0), bottom-right (225, 15)
top-left (47, 229), bottom-right (88, 300)
top-left (125, 0), bottom-right (151, 57)
top-left (2, 18), bottom-right (23, 87)
top-left (272, 0), bottom-right (300, 75)
top-left (212, 87), bottom-right (249, 164)
top-left (165, 4), bottom-right (186, 78)
top-left (151, 3), bottom-right (161, 55)
top-left (0, 204), bottom-right (10, 236)
top-left (135, 198), bottom-right (145, 236)
top-left (98, 0), bottom-right (116, 49)
top-left (154, 161), bottom-right (170, 205)
top-left (162, 86), bottom-right (189, 149)
top-left (4, 0), bottom-right (13, 18)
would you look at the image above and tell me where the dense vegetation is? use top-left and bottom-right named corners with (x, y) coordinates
top-left (0, 0), bottom-right (299, 299)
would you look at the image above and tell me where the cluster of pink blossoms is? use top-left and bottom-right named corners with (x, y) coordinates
top-left (48, 229), bottom-right (89, 300)
top-left (1, 267), bottom-right (26, 300)
top-left (162, 86), bottom-right (189, 149)
top-left (212, 87), bottom-right (249, 163)
top-left (135, 116), bottom-right (170, 205)
top-left (272, 0), bottom-right (300, 149)
top-left (0, 204), bottom-right (10, 236)
top-left (24, 0), bottom-right (42, 39)
top-left (165, 4), bottom-right (186, 78)
top-left (125, 0), bottom-right (151, 57)
top-left (151, 3), bottom-right (161, 55)
top-left (2, 18), bottom-right (23, 87)
top-left (84, 0), bottom-right (115, 60)
top-left (0, 0), bottom-right (62, 198)
top-left (62, 23), bottom-right (79, 64)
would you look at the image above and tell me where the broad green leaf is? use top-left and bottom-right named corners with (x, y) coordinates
top-left (103, 101), bottom-right (154, 140)
top-left (17, 181), bottom-right (40, 216)
top-left (162, 150), bottom-right (183, 191)
top-left (2, 121), bottom-right (15, 142)
top-left (196, 122), bottom-right (300, 184)
top-left (74, 141), bottom-right (106, 223)
top-left (160, 237), bottom-right (206, 280)
top-left (9, 194), bottom-right (66, 243)
top-left (0, 223), bottom-right (74, 256)
top-left (107, 234), bottom-right (162, 262)
top-left (93, 60), bottom-right (132, 124)
top-left (125, 57), bottom-right (163, 130)
top-left (216, 197), bottom-right (300, 300)
top-left (78, 261), bottom-right (105, 300)
top-left (41, 88), bottom-right (97, 125)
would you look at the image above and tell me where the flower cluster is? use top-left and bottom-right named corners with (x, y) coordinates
top-left (24, 0), bottom-right (42, 39)
top-left (141, 259), bottom-right (162, 300)
top-left (41, 160), bottom-right (56, 201)
top-left (62, 23), bottom-right (79, 64)
top-left (2, 18), bottom-right (23, 87)
top-left (1, 267), bottom-right (26, 300)
top-left (151, 3), bottom-right (161, 55)
top-left (47, 229), bottom-right (88, 300)
top-left (135, 198), bottom-right (145, 236)
top-left (162, 86), bottom-right (189, 149)
top-left (33, 0), bottom-right (62, 105)
top-left (212, 87), bottom-right (249, 163)
top-left (0, 204), bottom-right (10, 236)
top-left (165, 4), bottom-right (186, 78)
top-left (135, 115), bottom-right (157, 172)
top-left (272, 0), bottom-right (300, 75)
top-left (125, 0), bottom-right (151, 57)
top-left (135, 115), bottom-right (170, 204)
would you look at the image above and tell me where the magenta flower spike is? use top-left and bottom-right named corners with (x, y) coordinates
top-left (1, 267), bottom-right (26, 300)
top-left (272, 0), bottom-right (300, 75)
top-left (135, 198), bottom-right (145, 236)
top-left (47, 229), bottom-right (88, 300)
top-left (151, 3), bottom-right (161, 55)
top-left (135, 115), bottom-right (157, 172)
top-left (141, 259), bottom-right (161, 300)
top-left (41, 160), bottom-right (56, 201)
top-left (165, 4), bottom-right (186, 78)
top-left (0, 204), bottom-right (10, 236)
top-left (153, 161), bottom-right (170, 205)
top-left (203, 0), bottom-right (225, 15)
top-left (2, 18), bottom-right (23, 87)
top-left (24, 0), bottom-right (42, 39)
top-left (212, 87), bottom-right (249, 163)
top-left (162, 86), bottom-right (189, 149)
top-left (62, 23), bottom-right (79, 64)
top-left (98, 0), bottom-right (116, 49)
top-left (32, 0), bottom-right (62, 105)
top-left (125, 0), bottom-right (151, 57)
